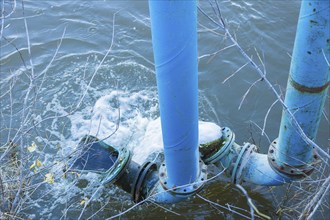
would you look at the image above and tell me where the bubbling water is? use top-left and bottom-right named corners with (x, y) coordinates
top-left (69, 89), bottom-right (222, 164)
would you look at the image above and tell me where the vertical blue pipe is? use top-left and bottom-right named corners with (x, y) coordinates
top-left (149, 1), bottom-right (199, 187)
top-left (277, 0), bottom-right (329, 166)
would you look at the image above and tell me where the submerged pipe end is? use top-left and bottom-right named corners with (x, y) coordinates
top-left (70, 135), bottom-right (131, 185)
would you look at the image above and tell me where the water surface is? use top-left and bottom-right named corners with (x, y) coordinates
top-left (1, 1), bottom-right (329, 219)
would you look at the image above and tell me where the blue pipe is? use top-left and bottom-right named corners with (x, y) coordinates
top-left (204, 1), bottom-right (329, 185)
top-left (276, 0), bottom-right (329, 168)
top-left (241, 0), bottom-right (329, 184)
top-left (212, 138), bottom-right (289, 186)
top-left (242, 152), bottom-right (290, 185)
top-left (149, 1), bottom-right (199, 188)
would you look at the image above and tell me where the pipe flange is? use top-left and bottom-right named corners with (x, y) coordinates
top-left (268, 138), bottom-right (318, 179)
top-left (202, 127), bottom-right (235, 164)
top-left (231, 142), bottom-right (257, 184)
top-left (159, 159), bottom-right (207, 196)
top-left (71, 135), bottom-right (132, 185)
top-left (103, 147), bottom-right (132, 184)
top-left (131, 161), bottom-right (157, 203)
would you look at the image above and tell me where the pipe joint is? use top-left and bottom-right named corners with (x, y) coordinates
top-left (268, 138), bottom-right (319, 179)
top-left (158, 158), bottom-right (207, 197)
top-left (104, 147), bottom-right (132, 184)
top-left (131, 161), bottom-right (158, 203)
top-left (229, 142), bottom-right (258, 184)
top-left (198, 127), bottom-right (259, 184)
top-left (200, 127), bottom-right (235, 164)
top-left (71, 135), bottom-right (132, 184)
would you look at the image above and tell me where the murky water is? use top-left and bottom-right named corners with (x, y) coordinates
top-left (1, 0), bottom-right (329, 219)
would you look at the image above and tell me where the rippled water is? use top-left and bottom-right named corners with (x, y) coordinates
top-left (1, 0), bottom-right (329, 219)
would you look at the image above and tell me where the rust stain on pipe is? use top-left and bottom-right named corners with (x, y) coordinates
top-left (289, 77), bottom-right (330, 93)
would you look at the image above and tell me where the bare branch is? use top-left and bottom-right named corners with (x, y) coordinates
top-left (239, 78), bottom-right (262, 110)
top-left (262, 99), bottom-right (279, 136)
top-left (222, 61), bottom-right (250, 84)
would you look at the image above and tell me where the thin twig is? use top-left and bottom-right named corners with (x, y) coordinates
top-left (239, 78), bottom-right (262, 110)
top-left (222, 61), bottom-right (250, 84)
top-left (197, 194), bottom-right (251, 219)
top-left (262, 99), bottom-right (279, 136)
top-left (299, 173), bottom-right (330, 219)
top-left (236, 184), bottom-right (272, 220)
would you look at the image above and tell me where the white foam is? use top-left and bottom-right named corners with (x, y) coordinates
top-left (68, 90), bottom-right (157, 161)
top-left (134, 117), bottom-right (163, 163)
top-left (69, 90), bottom-right (154, 142)
top-left (134, 118), bottom-right (222, 163)
top-left (69, 90), bottom-right (222, 164)
top-left (198, 121), bottom-right (222, 144)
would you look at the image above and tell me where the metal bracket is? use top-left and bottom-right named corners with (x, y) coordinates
top-left (158, 159), bottom-right (207, 196)
top-left (268, 138), bottom-right (318, 179)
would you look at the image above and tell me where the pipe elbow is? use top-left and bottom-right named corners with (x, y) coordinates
top-left (242, 152), bottom-right (290, 186)
top-left (198, 128), bottom-right (291, 186)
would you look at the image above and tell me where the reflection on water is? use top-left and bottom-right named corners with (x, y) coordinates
top-left (0, 0), bottom-right (329, 219)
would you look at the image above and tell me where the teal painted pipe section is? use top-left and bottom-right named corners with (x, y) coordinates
top-left (277, 0), bottom-right (329, 167)
top-left (149, 0), bottom-right (199, 189)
